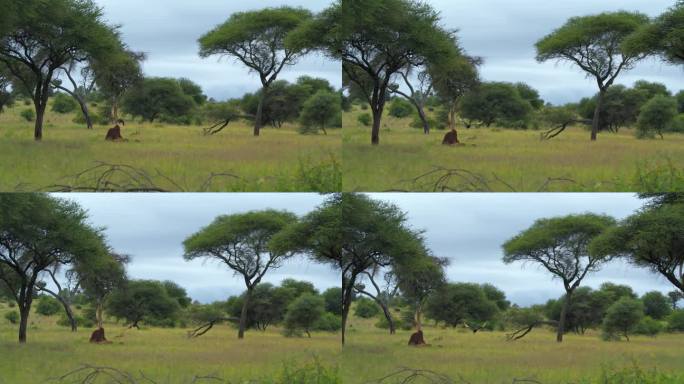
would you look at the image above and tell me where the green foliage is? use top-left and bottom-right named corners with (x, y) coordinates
top-left (633, 316), bottom-right (664, 336)
top-left (51, 93), bottom-right (78, 114)
top-left (642, 291), bottom-right (672, 320)
top-left (322, 288), bottom-right (342, 316)
top-left (299, 90), bottom-right (341, 134)
top-left (272, 358), bottom-right (340, 384)
top-left (56, 313), bottom-right (94, 328)
top-left (35, 296), bottom-right (61, 316)
top-left (637, 95), bottom-right (678, 139)
top-left (622, 2), bottom-right (684, 65)
top-left (388, 98), bottom-right (414, 118)
top-left (357, 113), bottom-right (371, 127)
top-left (460, 82), bottom-right (534, 128)
top-left (602, 297), bottom-right (644, 341)
top-left (426, 283), bottom-right (500, 327)
top-left (4, 310), bottom-right (18, 324)
top-left (106, 280), bottom-right (181, 327)
top-left (20, 108), bottom-right (34, 122)
top-left (122, 77), bottom-right (198, 124)
top-left (313, 312), bottom-right (341, 332)
top-left (670, 114), bottom-right (684, 133)
top-left (667, 310), bottom-right (684, 332)
top-left (354, 298), bottom-right (380, 319)
top-left (284, 293), bottom-right (325, 337)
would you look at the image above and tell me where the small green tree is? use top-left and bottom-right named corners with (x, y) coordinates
top-left (536, 12), bottom-right (649, 141)
top-left (354, 298), bottom-right (380, 319)
top-left (668, 310), bottom-right (684, 331)
top-left (602, 297), bottom-right (644, 341)
top-left (642, 291), bottom-right (672, 320)
top-left (35, 296), bottom-right (62, 316)
top-left (284, 293), bottom-right (325, 338)
top-left (122, 77), bottom-right (197, 123)
top-left (636, 95), bottom-right (678, 139)
top-left (299, 90), bottom-right (341, 135)
top-left (322, 287), bottom-right (343, 316)
top-left (106, 280), bottom-right (181, 328)
top-left (425, 283), bottom-right (499, 328)
top-left (51, 93), bottom-right (78, 114)
top-left (634, 316), bottom-right (664, 336)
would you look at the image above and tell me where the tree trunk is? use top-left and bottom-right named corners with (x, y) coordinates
top-left (254, 86), bottom-right (267, 137)
top-left (341, 277), bottom-right (355, 346)
top-left (417, 104), bottom-right (430, 134)
top-left (33, 98), bottom-right (46, 141)
top-left (111, 98), bottom-right (119, 123)
top-left (414, 302), bottom-right (423, 332)
top-left (57, 296), bottom-right (77, 332)
top-left (591, 90), bottom-right (605, 141)
top-left (238, 288), bottom-right (252, 339)
top-left (371, 108), bottom-right (382, 145)
top-left (380, 303), bottom-right (396, 335)
top-left (76, 95), bottom-right (93, 129)
top-left (96, 301), bottom-right (104, 329)
top-left (18, 305), bottom-right (30, 343)
top-left (557, 290), bottom-right (572, 343)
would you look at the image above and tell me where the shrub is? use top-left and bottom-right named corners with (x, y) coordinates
top-left (357, 113), bottom-right (371, 127)
top-left (602, 297), bottom-right (643, 341)
top-left (388, 98), bottom-right (413, 118)
top-left (353, 298), bottom-right (380, 319)
top-left (667, 310), bottom-right (684, 332)
top-left (51, 93), bottom-right (78, 114)
top-left (409, 114), bottom-right (443, 131)
top-left (4, 310), bottom-right (18, 324)
top-left (36, 296), bottom-right (62, 317)
top-left (314, 312), bottom-right (341, 332)
top-left (636, 95), bottom-right (678, 139)
top-left (20, 108), bottom-right (35, 122)
top-left (633, 316), bottom-right (664, 336)
top-left (57, 314), bottom-right (95, 328)
top-left (669, 114), bottom-right (684, 133)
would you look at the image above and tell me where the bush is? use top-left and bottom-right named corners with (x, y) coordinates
top-left (667, 310), bottom-right (684, 332)
top-left (602, 297), bottom-right (644, 341)
top-left (669, 114), bottom-right (684, 133)
top-left (4, 310), bottom-right (18, 324)
top-left (36, 296), bottom-right (62, 317)
top-left (57, 313), bottom-right (95, 328)
top-left (353, 298), bottom-right (380, 319)
top-left (51, 93), bottom-right (78, 114)
top-left (357, 113), bottom-right (371, 127)
top-left (633, 316), bottom-right (664, 336)
top-left (20, 108), bottom-right (35, 122)
top-left (636, 95), bottom-right (678, 139)
top-left (409, 114), bottom-right (444, 131)
top-left (388, 98), bottom-right (413, 118)
top-left (314, 312), bottom-right (341, 332)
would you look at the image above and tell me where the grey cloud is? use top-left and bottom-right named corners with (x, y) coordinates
top-left (52, 193), bottom-right (340, 303)
top-left (366, 193), bottom-right (674, 306)
top-left (92, 0), bottom-right (341, 100)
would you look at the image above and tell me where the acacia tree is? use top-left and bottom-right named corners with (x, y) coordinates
top-left (91, 48), bottom-right (145, 123)
top-left (0, 194), bottom-right (109, 343)
top-left (535, 12), bottom-right (649, 141)
top-left (183, 210), bottom-right (297, 339)
top-left (354, 265), bottom-right (399, 334)
top-left (431, 56), bottom-right (481, 139)
top-left (623, 1), bottom-right (684, 65)
top-left (199, 7), bottom-right (312, 137)
top-left (0, 0), bottom-right (120, 140)
top-left (590, 203), bottom-right (684, 294)
top-left (503, 213), bottom-right (616, 342)
top-left (395, 252), bottom-right (447, 334)
top-left (390, 67), bottom-right (434, 134)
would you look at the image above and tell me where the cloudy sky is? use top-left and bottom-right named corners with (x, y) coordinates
top-left (53, 193), bottom-right (339, 304)
top-left (431, 0), bottom-right (684, 105)
top-left (93, 0), bottom-right (340, 101)
top-left (366, 193), bottom-right (675, 307)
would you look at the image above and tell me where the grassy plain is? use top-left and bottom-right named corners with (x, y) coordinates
top-left (342, 314), bottom-right (684, 384)
top-left (0, 103), bottom-right (341, 192)
top-left (0, 302), bottom-right (340, 383)
top-left (342, 106), bottom-right (684, 192)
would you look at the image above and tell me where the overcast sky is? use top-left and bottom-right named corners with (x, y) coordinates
top-left (93, 0), bottom-right (340, 101)
top-left (53, 193), bottom-right (339, 304)
top-left (366, 193), bottom-right (675, 307)
top-left (430, 0), bottom-right (684, 105)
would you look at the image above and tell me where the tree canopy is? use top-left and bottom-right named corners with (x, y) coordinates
top-left (623, 1), bottom-right (684, 65)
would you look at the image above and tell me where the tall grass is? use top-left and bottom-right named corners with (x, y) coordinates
top-left (342, 107), bottom-right (684, 192)
top-left (0, 103), bottom-right (341, 192)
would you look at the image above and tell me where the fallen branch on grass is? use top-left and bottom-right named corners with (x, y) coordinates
top-left (540, 119), bottom-right (592, 141)
top-left (506, 320), bottom-right (559, 341)
top-left (49, 365), bottom-right (229, 384)
top-left (187, 317), bottom-right (239, 338)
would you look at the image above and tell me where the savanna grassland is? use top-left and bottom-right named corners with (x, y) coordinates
top-left (342, 313), bottom-right (684, 384)
top-left (0, 103), bottom-right (341, 192)
top-left (342, 106), bottom-right (684, 192)
top-left (0, 302), bottom-right (340, 383)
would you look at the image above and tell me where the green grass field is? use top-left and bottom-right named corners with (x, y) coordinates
top-left (342, 314), bottom-right (684, 384)
top-left (0, 103), bottom-right (341, 192)
top-left (342, 106), bottom-right (684, 192)
top-left (0, 302), bottom-right (340, 383)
